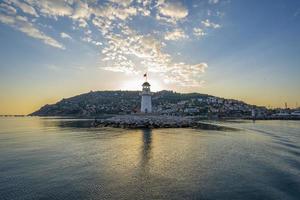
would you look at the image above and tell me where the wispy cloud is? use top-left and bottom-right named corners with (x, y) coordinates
top-left (193, 28), bottom-right (206, 37)
top-left (60, 32), bottom-right (72, 40)
top-left (6, 0), bottom-right (38, 17)
top-left (0, 13), bottom-right (64, 49)
top-left (157, 0), bottom-right (188, 20)
top-left (0, 3), bottom-right (17, 15)
top-left (27, 0), bottom-right (73, 18)
top-left (201, 19), bottom-right (221, 29)
top-left (164, 28), bottom-right (188, 40)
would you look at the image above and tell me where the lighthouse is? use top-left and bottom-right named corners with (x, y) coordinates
top-left (141, 81), bottom-right (152, 113)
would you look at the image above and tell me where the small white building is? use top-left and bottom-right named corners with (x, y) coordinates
top-left (140, 82), bottom-right (152, 113)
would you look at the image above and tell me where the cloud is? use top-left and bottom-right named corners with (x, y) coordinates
top-left (164, 28), bottom-right (188, 40)
top-left (103, 62), bottom-right (136, 74)
top-left (193, 28), bottom-right (206, 37)
top-left (92, 16), bottom-right (112, 35)
top-left (0, 13), bottom-right (15, 24)
top-left (201, 19), bottom-right (221, 29)
top-left (60, 32), bottom-right (72, 39)
top-left (0, 3), bottom-right (17, 15)
top-left (81, 35), bottom-right (103, 46)
top-left (0, 0), bottom-right (222, 87)
top-left (6, 0), bottom-right (38, 17)
top-left (109, 0), bottom-right (133, 7)
top-left (72, 0), bottom-right (90, 19)
top-left (157, 0), bottom-right (188, 21)
top-left (162, 62), bottom-right (208, 86)
top-left (78, 18), bottom-right (88, 27)
top-left (92, 5), bottom-right (137, 21)
top-left (0, 13), bottom-right (64, 49)
top-left (27, 0), bottom-right (73, 18)
top-left (208, 0), bottom-right (219, 4)
top-left (99, 25), bottom-right (207, 86)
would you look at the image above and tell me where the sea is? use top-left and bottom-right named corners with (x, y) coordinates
top-left (0, 117), bottom-right (299, 200)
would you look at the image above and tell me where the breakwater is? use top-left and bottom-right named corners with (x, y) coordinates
top-left (93, 114), bottom-right (236, 130)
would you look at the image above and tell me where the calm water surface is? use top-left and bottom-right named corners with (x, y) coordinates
top-left (0, 117), bottom-right (299, 200)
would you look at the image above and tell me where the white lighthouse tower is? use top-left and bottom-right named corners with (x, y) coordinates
top-left (141, 81), bottom-right (152, 113)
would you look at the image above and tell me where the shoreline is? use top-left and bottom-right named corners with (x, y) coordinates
top-left (2, 114), bottom-right (300, 121)
top-left (1, 114), bottom-right (299, 121)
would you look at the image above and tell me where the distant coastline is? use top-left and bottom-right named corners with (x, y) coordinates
top-left (0, 115), bottom-right (26, 117)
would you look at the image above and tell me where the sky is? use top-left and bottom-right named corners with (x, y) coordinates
top-left (0, 0), bottom-right (300, 114)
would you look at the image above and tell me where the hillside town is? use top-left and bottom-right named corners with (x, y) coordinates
top-left (154, 91), bottom-right (299, 119)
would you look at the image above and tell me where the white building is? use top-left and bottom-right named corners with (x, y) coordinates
top-left (140, 82), bottom-right (152, 113)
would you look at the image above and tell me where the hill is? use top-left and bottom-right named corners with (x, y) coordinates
top-left (30, 90), bottom-right (263, 117)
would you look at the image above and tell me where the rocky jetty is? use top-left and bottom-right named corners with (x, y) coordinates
top-left (93, 114), bottom-right (237, 130)
top-left (94, 115), bottom-right (192, 128)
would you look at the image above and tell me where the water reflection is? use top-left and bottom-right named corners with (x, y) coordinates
top-left (140, 129), bottom-right (152, 172)
top-left (39, 118), bottom-right (94, 129)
